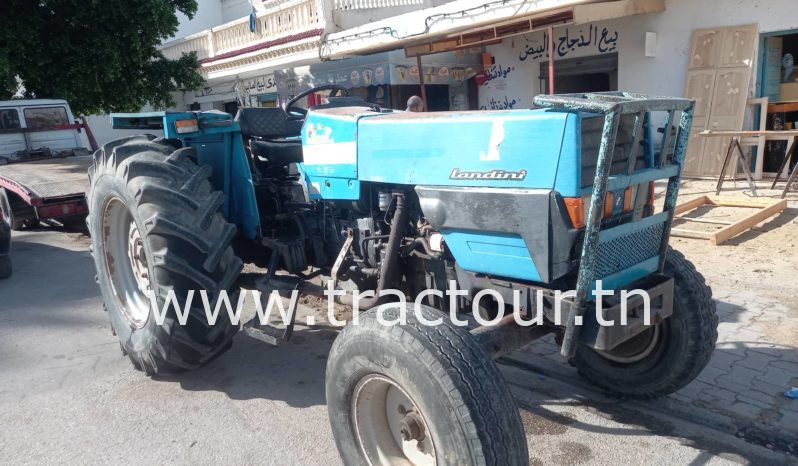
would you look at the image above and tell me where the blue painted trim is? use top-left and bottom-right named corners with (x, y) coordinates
top-left (598, 211), bottom-right (669, 243)
top-left (441, 229), bottom-right (541, 282)
top-left (553, 111), bottom-right (581, 196)
top-left (757, 28), bottom-right (798, 98)
top-left (112, 111), bottom-right (261, 240)
top-left (592, 255), bottom-right (660, 294)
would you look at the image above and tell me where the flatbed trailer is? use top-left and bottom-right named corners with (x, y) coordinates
top-left (0, 155), bottom-right (92, 228)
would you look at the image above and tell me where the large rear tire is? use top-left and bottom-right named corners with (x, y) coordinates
top-left (326, 304), bottom-right (529, 465)
top-left (572, 248), bottom-right (718, 398)
top-left (88, 135), bottom-right (242, 374)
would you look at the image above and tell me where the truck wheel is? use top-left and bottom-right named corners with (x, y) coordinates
top-left (88, 135), bottom-right (242, 374)
top-left (326, 304), bottom-right (528, 465)
top-left (0, 188), bottom-right (34, 230)
top-left (572, 248), bottom-right (718, 398)
top-left (0, 255), bottom-right (11, 279)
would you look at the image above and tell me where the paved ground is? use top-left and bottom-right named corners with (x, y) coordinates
top-left (511, 180), bottom-right (798, 455)
top-left (1, 228), bottom-right (795, 465)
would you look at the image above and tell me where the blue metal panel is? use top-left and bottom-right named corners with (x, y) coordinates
top-left (440, 229), bottom-right (541, 282)
top-left (356, 110), bottom-right (569, 189)
top-left (593, 256), bottom-right (660, 293)
top-left (591, 211), bottom-right (669, 291)
top-left (300, 109), bottom-right (374, 200)
top-left (307, 176), bottom-right (360, 200)
top-left (111, 111), bottom-right (261, 240)
top-left (553, 111), bottom-right (582, 196)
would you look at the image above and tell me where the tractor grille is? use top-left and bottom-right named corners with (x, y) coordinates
top-left (594, 222), bottom-right (664, 279)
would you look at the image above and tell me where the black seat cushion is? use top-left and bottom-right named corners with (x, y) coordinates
top-left (235, 107), bottom-right (302, 139)
top-left (250, 139), bottom-right (303, 166)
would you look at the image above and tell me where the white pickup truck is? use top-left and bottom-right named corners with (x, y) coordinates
top-left (0, 99), bottom-right (97, 228)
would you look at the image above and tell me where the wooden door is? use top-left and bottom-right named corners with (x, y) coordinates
top-left (683, 69), bottom-right (716, 175)
top-left (682, 24), bottom-right (758, 177)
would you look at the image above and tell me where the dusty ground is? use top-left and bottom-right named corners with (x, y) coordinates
top-left (668, 179), bottom-right (798, 357)
top-left (0, 178), bottom-right (796, 464)
top-left (1, 228), bottom-right (794, 464)
top-left (671, 179), bottom-right (798, 301)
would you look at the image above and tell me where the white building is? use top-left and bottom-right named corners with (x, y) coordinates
top-left (88, 0), bottom-right (798, 179)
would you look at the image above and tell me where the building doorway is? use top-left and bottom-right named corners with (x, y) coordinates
top-left (758, 29), bottom-right (798, 176)
top-left (539, 53), bottom-right (618, 94)
top-left (391, 85), bottom-right (450, 111)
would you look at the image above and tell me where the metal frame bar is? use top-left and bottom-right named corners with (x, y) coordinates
top-left (533, 92), bottom-right (694, 358)
top-left (715, 137), bottom-right (758, 196)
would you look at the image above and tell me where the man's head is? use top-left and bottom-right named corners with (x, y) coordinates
top-left (406, 95), bottom-right (424, 112)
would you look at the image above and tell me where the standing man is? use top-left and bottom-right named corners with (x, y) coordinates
top-left (406, 95), bottom-right (425, 112)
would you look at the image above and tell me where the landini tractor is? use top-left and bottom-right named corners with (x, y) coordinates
top-left (88, 89), bottom-right (718, 465)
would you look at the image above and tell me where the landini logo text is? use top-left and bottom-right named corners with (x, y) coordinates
top-left (449, 168), bottom-right (528, 180)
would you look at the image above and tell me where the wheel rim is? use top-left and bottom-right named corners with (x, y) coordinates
top-left (102, 196), bottom-right (151, 328)
top-left (352, 374), bottom-right (436, 466)
top-left (594, 325), bottom-right (661, 364)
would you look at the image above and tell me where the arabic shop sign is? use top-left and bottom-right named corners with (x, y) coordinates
top-left (518, 24), bottom-right (619, 62)
top-left (243, 74), bottom-right (277, 93)
top-left (480, 96), bottom-right (518, 110)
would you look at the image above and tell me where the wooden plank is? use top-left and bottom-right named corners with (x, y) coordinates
top-left (671, 228), bottom-right (711, 240)
top-left (700, 130), bottom-right (798, 137)
top-left (707, 196), bottom-right (776, 208)
top-left (768, 101), bottom-right (798, 113)
top-left (709, 199), bottom-right (788, 245)
top-left (674, 217), bottom-right (733, 225)
top-left (748, 97), bottom-right (768, 180)
top-left (673, 195), bottom-right (709, 215)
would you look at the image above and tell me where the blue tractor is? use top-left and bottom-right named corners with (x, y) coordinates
top-left (88, 88), bottom-right (717, 465)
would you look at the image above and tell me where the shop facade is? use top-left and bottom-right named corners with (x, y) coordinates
top-left (470, 0), bottom-right (798, 178)
top-left (181, 49), bottom-right (483, 113)
top-left (475, 0), bottom-right (796, 111)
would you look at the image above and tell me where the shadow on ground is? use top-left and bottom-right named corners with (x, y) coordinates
top-left (154, 325), bottom-right (338, 409)
top-left (0, 236), bottom-right (98, 321)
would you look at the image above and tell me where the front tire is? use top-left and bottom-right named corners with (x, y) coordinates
top-left (326, 304), bottom-right (528, 465)
top-left (88, 135), bottom-right (242, 374)
top-left (572, 248), bottom-right (718, 398)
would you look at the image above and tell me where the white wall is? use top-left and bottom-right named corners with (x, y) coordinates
top-left (478, 44), bottom-right (539, 110)
top-left (614, 0), bottom-right (798, 96)
top-left (478, 0), bottom-right (798, 109)
top-left (479, 21), bottom-right (620, 109)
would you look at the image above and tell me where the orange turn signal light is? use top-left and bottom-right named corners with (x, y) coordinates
top-left (603, 192), bottom-right (614, 219)
top-left (563, 197), bottom-right (585, 229)
top-left (175, 118), bottom-right (199, 134)
top-left (623, 187), bottom-right (633, 213)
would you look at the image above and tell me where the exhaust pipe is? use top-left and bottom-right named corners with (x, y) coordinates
top-left (336, 192), bottom-right (407, 310)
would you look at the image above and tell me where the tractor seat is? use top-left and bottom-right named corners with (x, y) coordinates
top-left (235, 107), bottom-right (302, 140)
top-left (250, 139), bottom-right (303, 166)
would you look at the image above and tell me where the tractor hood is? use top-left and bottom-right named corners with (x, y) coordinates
top-left (301, 106), bottom-right (579, 199)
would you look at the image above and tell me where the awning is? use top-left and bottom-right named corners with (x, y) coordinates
top-left (271, 49), bottom-right (483, 93)
top-left (321, 0), bottom-right (664, 59)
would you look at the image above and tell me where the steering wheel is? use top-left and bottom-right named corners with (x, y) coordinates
top-left (284, 84), bottom-right (349, 120)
